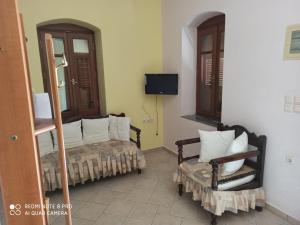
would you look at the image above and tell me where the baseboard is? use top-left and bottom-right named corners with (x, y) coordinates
top-left (162, 146), bottom-right (177, 155)
top-left (266, 204), bottom-right (300, 225)
top-left (143, 146), bottom-right (177, 154)
top-left (142, 146), bottom-right (165, 153)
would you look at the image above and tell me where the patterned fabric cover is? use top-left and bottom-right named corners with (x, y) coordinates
top-left (41, 140), bottom-right (146, 192)
top-left (174, 158), bottom-right (265, 216)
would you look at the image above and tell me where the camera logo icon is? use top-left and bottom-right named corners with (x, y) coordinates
top-left (9, 204), bottom-right (21, 216)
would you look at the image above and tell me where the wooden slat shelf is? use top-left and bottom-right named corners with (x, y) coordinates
top-left (34, 118), bottom-right (56, 135)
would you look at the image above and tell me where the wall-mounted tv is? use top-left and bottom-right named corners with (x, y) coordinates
top-left (145, 74), bottom-right (178, 95)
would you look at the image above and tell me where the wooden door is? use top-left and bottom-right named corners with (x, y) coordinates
top-left (0, 1), bottom-right (47, 224)
top-left (68, 32), bottom-right (100, 117)
top-left (38, 24), bottom-right (100, 122)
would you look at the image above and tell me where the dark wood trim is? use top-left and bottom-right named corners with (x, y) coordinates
top-left (38, 23), bottom-right (93, 34)
top-left (175, 137), bottom-right (200, 146)
top-left (209, 150), bottom-right (260, 165)
top-left (197, 15), bottom-right (225, 30)
top-left (130, 125), bottom-right (141, 149)
top-left (217, 171), bottom-right (257, 185)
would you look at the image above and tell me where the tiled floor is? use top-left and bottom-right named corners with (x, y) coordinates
top-left (48, 149), bottom-right (293, 225)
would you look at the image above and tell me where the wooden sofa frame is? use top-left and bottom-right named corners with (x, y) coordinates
top-left (64, 112), bottom-right (142, 174)
top-left (175, 123), bottom-right (267, 225)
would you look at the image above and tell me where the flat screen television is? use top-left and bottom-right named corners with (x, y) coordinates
top-left (145, 74), bottom-right (178, 95)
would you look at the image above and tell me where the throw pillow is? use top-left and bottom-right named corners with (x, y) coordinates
top-left (109, 115), bottom-right (130, 141)
top-left (52, 120), bottom-right (83, 150)
top-left (221, 132), bottom-right (248, 176)
top-left (82, 118), bottom-right (110, 144)
top-left (198, 130), bottom-right (235, 162)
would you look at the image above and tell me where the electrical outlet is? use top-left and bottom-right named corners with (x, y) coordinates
top-left (285, 155), bottom-right (293, 164)
top-left (143, 118), bottom-right (154, 123)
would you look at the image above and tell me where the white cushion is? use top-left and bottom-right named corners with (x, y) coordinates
top-left (37, 132), bottom-right (54, 157)
top-left (109, 115), bottom-right (130, 141)
top-left (82, 118), bottom-right (110, 144)
top-left (198, 130), bottom-right (235, 162)
top-left (52, 120), bottom-right (83, 150)
top-left (217, 175), bottom-right (255, 191)
top-left (221, 132), bottom-right (248, 176)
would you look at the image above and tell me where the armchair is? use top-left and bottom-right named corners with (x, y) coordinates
top-left (175, 123), bottom-right (267, 225)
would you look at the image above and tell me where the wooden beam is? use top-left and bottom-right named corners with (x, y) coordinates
top-left (0, 0), bottom-right (46, 224)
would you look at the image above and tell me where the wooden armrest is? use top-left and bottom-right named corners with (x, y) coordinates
top-left (209, 150), bottom-right (260, 190)
top-left (130, 125), bottom-right (141, 148)
top-left (175, 137), bottom-right (200, 165)
top-left (175, 137), bottom-right (200, 146)
top-left (130, 125), bottom-right (141, 133)
top-left (209, 150), bottom-right (260, 165)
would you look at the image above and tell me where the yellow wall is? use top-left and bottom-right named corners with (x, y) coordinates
top-left (18, 0), bottom-right (163, 150)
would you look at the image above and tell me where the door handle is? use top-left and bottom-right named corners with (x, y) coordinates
top-left (58, 80), bottom-right (65, 88)
top-left (71, 78), bottom-right (78, 85)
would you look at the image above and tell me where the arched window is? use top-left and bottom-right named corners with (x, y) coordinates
top-left (196, 15), bottom-right (225, 122)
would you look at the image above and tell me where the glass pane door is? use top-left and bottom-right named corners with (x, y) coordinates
top-left (53, 38), bottom-right (69, 112)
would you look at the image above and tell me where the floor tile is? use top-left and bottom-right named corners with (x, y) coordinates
top-left (123, 217), bottom-right (153, 225)
top-left (128, 202), bottom-right (158, 221)
top-left (73, 202), bottom-right (106, 221)
top-left (104, 200), bottom-right (135, 217)
top-left (152, 213), bottom-right (182, 225)
top-left (148, 190), bottom-right (176, 207)
top-left (95, 213), bottom-right (125, 225)
top-left (126, 188), bottom-right (153, 203)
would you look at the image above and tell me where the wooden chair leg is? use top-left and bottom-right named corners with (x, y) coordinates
top-left (137, 169), bottom-right (142, 174)
top-left (178, 184), bottom-right (183, 196)
top-left (255, 206), bottom-right (263, 212)
top-left (211, 213), bottom-right (217, 225)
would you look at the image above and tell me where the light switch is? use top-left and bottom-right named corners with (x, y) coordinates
top-left (294, 96), bottom-right (300, 104)
top-left (294, 96), bottom-right (300, 113)
top-left (285, 96), bottom-right (294, 104)
top-left (284, 96), bottom-right (294, 112)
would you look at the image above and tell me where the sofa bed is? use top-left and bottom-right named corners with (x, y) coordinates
top-left (37, 113), bottom-right (146, 192)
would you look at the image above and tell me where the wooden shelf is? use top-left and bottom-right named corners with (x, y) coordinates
top-left (34, 118), bottom-right (56, 135)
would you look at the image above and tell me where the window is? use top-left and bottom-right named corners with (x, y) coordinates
top-left (196, 15), bottom-right (225, 122)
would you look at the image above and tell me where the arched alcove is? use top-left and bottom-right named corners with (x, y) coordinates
top-left (180, 11), bottom-right (225, 116)
top-left (36, 19), bottom-right (107, 115)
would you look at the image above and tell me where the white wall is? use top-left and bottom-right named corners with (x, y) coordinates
top-left (162, 0), bottom-right (300, 220)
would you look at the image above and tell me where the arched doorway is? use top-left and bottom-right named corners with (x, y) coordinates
top-left (37, 23), bottom-right (100, 121)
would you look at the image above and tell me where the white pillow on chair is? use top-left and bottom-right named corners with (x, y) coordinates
top-left (52, 120), bottom-right (83, 150)
top-left (82, 118), bottom-right (110, 144)
top-left (109, 115), bottom-right (130, 141)
top-left (198, 130), bottom-right (235, 162)
top-left (221, 132), bottom-right (248, 176)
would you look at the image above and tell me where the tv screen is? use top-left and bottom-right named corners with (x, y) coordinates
top-left (145, 74), bottom-right (178, 95)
